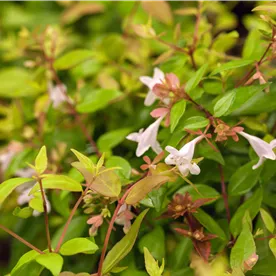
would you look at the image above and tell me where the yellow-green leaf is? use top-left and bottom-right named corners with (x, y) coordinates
top-left (35, 146), bottom-right (47, 174)
top-left (60, 238), bottom-right (98, 256)
top-left (125, 175), bottom-right (169, 205)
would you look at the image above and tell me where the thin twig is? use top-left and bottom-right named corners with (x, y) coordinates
top-left (218, 164), bottom-right (231, 224)
top-left (0, 224), bottom-right (44, 254)
top-left (235, 42), bottom-right (272, 87)
top-left (55, 186), bottom-right (90, 252)
top-left (96, 176), bottom-right (146, 276)
top-left (38, 178), bottom-right (52, 252)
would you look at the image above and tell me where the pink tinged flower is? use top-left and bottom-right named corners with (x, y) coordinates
top-left (48, 82), bottom-right (68, 108)
top-left (127, 116), bottom-right (164, 157)
top-left (0, 141), bottom-right (23, 171)
top-left (115, 204), bottom-right (134, 234)
top-left (87, 214), bottom-right (103, 236)
top-left (140, 68), bottom-right (165, 106)
top-left (239, 131), bottom-right (276, 169)
top-left (165, 135), bottom-right (204, 176)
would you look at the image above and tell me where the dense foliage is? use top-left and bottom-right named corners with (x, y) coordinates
top-left (1, 1), bottom-right (276, 276)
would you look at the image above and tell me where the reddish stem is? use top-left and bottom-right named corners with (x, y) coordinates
top-left (38, 178), bottom-right (52, 252)
top-left (0, 224), bottom-right (44, 254)
top-left (96, 177), bottom-right (145, 276)
top-left (235, 42), bottom-right (272, 87)
top-left (55, 186), bottom-right (90, 252)
top-left (218, 164), bottom-right (231, 224)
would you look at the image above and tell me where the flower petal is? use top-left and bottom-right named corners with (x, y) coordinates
top-left (179, 135), bottom-right (204, 160)
top-left (144, 90), bottom-right (157, 106)
top-left (189, 162), bottom-right (201, 175)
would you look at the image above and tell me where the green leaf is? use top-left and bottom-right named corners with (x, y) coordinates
top-left (186, 64), bottom-right (208, 93)
top-left (29, 193), bottom-right (44, 212)
top-left (177, 184), bottom-right (220, 204)
top-left (197, 141), bottom-right (225, 165)
top-left (144, 247), bottom-right (164, 276)
top-left (60, 238), bottom-right (98, 256)
top-left (97, 128), bottom-right (131, 152)
top-left (51, 216), bottom-right (88, 248)
top-left (30, 175), bottom-right (82, 194)
top-left (269, 238), bottom-right (276, 258)
top-left (170, 100), bottom-right (186, 132)
top-left (106, 156), bottom-right (132, 179)
top-left (260, 208), bottom-right (275, 234)
top-left (0, 68), bottom-right (41, 98)
top-left (211, 59), bottom-right (254, 75)
top-left (125, 175), bottom-right (169, 205)
top-left (227, 84), bottom-right (270, 115)
top-left (214, 91), bottom-right (236, 117)
top-left (54, 49), bottom-right (94, 70)
top-left (90, 168), bottom-right (121, 197)
top-left (228, 160), bottom-right (262, 196)
top-left (230, 188), bottom-right (263, 237)
top-left (182, 116), bottom-right (209, 130)
top-left (138, 226), bottom-right (165, 261)
top-left (231, 83), bottom-right (275, 115)
top-left (230, 223), bottom-right (255, 269)
top-left (35, 253), bottom-right (63, 276)
top-left (102, 209), bottom-right (149, 274)
top-left (71, 149), bottom-right (95, 169)
top-left (11, 250), bottom-right (40, 274)
top-left (193, 209), bottom-right (227, 240)
top-left (35, 146), bottom-right (47, 174)
top-left (253, 4), bottom-right (276, 13)
top-left (0, 177), bottom-right (32, 204)
top-left (13, 206), bottom-right (33, 219)
top-left (76, 88), bottom-right (122, 113)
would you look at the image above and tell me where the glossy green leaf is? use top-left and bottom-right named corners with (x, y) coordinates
top-left (11, 250), bottom-right (40, 275)
top-left (211, 59), bottom-right (254, 75)
top-left (193, 209), bottom-right (227, 240)
top-left (106, 156), bottom-right (132, 179)
top-left (260, 208), bottom-right (275, 234)
top-left (138, 226), bottom-right (165, 261)
top-left (30, 175), bottom-right (82, 193)
top-left (97, 128), bottom-right (131, 152)
top-left (228, 160), bottom-right (262, 196)
top-left (71, 149), bottom-right (95, 169)
top-left (231, 84), bottom-right (276, 115)
top-left (0, 177), bottom-right (33, 204)
top-left (144, 247), bottom-right (164, 276)
top-left (230, 223), bottom-right (255, 268)
top-left (177, 184), bottom-right (220, 204)
top-left (35, 253), bottom-right (63, 276)
top-left (182, 116), bottom-right (209, 130)
top-left (102, 209), bottom-right (149, 274)
top-left (185, 64), bottom-right (208, 93)
top-left (29, 193), bottom-right (44, 212)
top-left (170, 100), bottom-right (186, 132)
top-left (13, 206), bottom-right (33, 219)
top-left (54, 49), bottom-right (94, 70)
top-left (90, 168), bottom-right (121, 197)
top-left (269, 238), bottom-right (276, 258)
top-left (125, 175), bottom-right (169, 205)
top-left (230, 188), bottom-right (263, 237)
top-left (214, 91), bottom-right (236, 117)
top-left (197, 140), bottom-right (225, 165)
top-left (60, 238), bottom-right (98, 256)
top-left (35, 146), bottom-right (47, 174)
top-left (76, 88), bottom-right (122, 113)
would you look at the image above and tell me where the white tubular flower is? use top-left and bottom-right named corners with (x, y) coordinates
top-left (127, 116), bottom-right (164, 157)
top-left (239, 131), bottom-right (276, 169)
top-left (48, 82), bottom-right (68, 108)
top-left (165, 135), bottom-right (204, 176)
top-left (115, 203), bottom-right (134, 234)
top-left (140, 68), bottom-right (165, 106)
